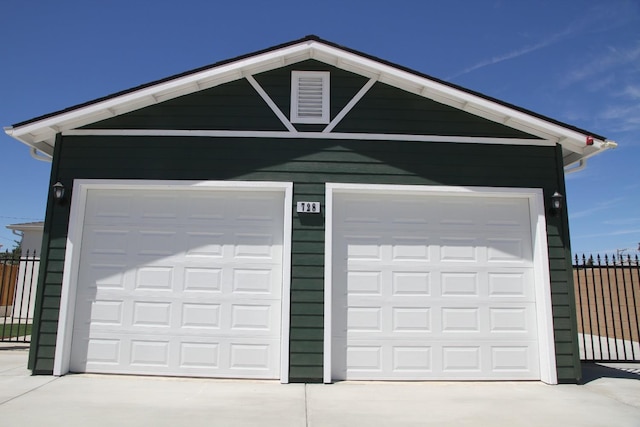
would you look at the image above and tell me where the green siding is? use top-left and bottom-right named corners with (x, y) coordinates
top-left (82, 79), bottom-right (287, 131)
top-left (80, 60), bottom-right (539, 139)
top-left (32, 135), bottom-right (580, 383)
top-left (335, 81), bottom-right (539, 138)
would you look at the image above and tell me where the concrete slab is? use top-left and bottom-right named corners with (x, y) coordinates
top-left (582, 362), bottom-right (640, 408)
top-left (0, 347), bottom-right (639, 426)
top-left (0, 374), bottom-right (307, 427)
top-left (0, 347), bottom-right (57, 405)
top-left (306, 381), bottom-right (640, 427)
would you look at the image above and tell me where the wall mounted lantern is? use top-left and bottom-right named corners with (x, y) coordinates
top-left (52, 181), bottom-right (65, 204)
top-left (550, 191), bottom-right (563, 216)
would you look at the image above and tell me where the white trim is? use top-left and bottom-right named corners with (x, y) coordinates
top-left (323, 189), bottom-right (334, 383)
top-left (245, 75), bottom-right (297, 133)
top-left (9, 42), bottom-right (317, 141)
top-left (62, 129), bottom-right (553, 147)
top-left (30, 147), bottom-right (52, 162)
top-left (323, 183), bottom-right (557, 384)
top-left (529, 189), bottom-right (557, 385)
top-left (280, 183), bottom-right (293, 383)
top-left (6, 38), bottom-right (608, 164)
top-left (53, 179), bottom-right (293, 383)
top-left (290, 71), bottom-right (330, 124)
top-left (309, 43), bottom-right (595, 151)
top-left (323, 77), bottom-right (376, 133)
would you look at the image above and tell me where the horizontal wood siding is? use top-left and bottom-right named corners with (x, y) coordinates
top-left (32, 135), bottom-right (579, 382)
top-left (82, 79), bottom-right (287, 131)
top-left (79, 59), bottom-right (539, 139)
top-left (335, 82), bottom-right (540, 138)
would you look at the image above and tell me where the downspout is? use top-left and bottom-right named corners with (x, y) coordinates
top-left (564, 159), bottom-right (587, 174)
top-left (30, 148), bottom-right (53, 163)
top-left (563, 140), bottom-right (617, 174)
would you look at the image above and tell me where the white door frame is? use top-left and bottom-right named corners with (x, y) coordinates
top-left (323, 183), bottom-right (558, 384)
top-left (54, 179), bottom-right (293, 383)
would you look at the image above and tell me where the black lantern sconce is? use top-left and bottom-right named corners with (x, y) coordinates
top-left (52, 181), bottom-right (65, 204)
top-left (550, 191), bottom-right (563, 216)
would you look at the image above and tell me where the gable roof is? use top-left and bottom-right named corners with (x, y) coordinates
top-left (4, 35), bottom-right (615, 168)
top-left (6, 221), bottom-right (45, 231)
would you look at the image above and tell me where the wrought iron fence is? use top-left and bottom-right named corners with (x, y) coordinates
top-left (1, 250), bottom-right (39, 343)
top-left (574, 254), bottom-right (640, 361)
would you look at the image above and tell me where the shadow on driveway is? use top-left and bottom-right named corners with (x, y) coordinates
top-left (581, 362), bottom-right (640, 384)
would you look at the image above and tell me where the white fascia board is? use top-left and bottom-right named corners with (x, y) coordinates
top-left (6, 223), bottom-right (44, 231)
top-left (309, 42), bottom-right (600, 153)
top-left (9, 38), bottom-right (603, 160)
top-left (4, 126), bottom-right (55, 156)
top-left (9, 42), bottom-right (317, 144)
top-left (563, 141), bottom-right (614, 167)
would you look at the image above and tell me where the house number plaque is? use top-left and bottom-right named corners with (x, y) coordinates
top-left (297, 202), bottom-right (321, 213)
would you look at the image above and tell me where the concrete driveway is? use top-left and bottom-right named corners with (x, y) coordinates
top-left (1, 345), bottom-right (639, 426)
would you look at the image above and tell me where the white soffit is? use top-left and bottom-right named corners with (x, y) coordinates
top-left (5, 38), bottom-right (610, 163)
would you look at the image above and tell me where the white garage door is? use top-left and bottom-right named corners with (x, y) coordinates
top-left (69, 187), bottom-right (285, 379)
top-left (331, 191), bottom-right (541, 380)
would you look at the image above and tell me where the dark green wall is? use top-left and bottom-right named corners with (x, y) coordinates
top-left (29, 136), bottom-right (580, 382)
top-left (83, 60), bottom-right (540, 139)
top-left (29, 59), bottom-right (578, 381)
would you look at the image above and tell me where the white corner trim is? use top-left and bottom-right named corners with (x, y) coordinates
top-left (280, 183), bottom-right (294, 383)
top-left (323, 183), bottom-right (557, 384)
top-left (529, 191), bottom-right (557, 385)
top-left (62, 129), bottom-right (554, 147)
top-left (53, 180), bottom-right (89, 376)
top-left (323, 188), bottom-right (334, 383)
top-left (323, 77), bottom-right (377, 133)
top-left (53, 179), bottom-right (293, 383)
top-left (245, 74), bottom-right (297, 132)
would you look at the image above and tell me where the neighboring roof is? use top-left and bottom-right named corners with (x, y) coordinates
top-left (4, 35), bottom-right (615, 167)
top-left (6, 221), bottom-right (45, 231)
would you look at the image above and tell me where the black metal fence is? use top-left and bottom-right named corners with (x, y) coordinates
top-left (1, 250), bottom-right (39, 343)
top-left (574, 254), bottom-right (640, 361)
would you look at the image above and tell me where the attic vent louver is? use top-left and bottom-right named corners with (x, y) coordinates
top-left (291, 71), bottom-right (330, 124)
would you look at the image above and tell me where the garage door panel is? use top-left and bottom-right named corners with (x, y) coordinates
top-left (338, 340), bottom-right (540, 380)
top-left (392, 271), bottom-right (431, 295)
top-left (183, 267), bottom-right (223, 292)
top-left (84, 229), bottom-right (131, 255)
top-left (181, 302), bottom-right (221, 329)
top-left (184, 232), bottom-right (225, 257)
top-left (332, 191), bottom-right (541, 381)
top-left (71, 187), bottom-right (284, 379)
top-left (342, 268), bottom-right (535, 300)
top-left (76, 332), bottom-right (281, 376)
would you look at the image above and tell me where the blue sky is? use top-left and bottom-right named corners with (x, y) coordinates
top-left (1, 0), bottom-right (638, 256)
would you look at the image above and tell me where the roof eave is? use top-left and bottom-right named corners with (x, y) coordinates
top-left (5, 36), bottom-right (611, 166)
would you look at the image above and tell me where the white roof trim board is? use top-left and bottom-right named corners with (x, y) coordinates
top-left (4, 36), bottom-right (615, 166)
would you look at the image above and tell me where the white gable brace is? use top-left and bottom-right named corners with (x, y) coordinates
top-left (5, 37), bottom-right (614, 167)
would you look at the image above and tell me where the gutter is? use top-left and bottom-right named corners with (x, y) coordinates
top-left (564, 139), bottom-right (618, 174)
top-left (4, 126), bottom-right (54, 163)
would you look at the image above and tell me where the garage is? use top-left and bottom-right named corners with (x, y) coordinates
top-left (56, 181), bottom-right (292, 380)
top-left (325, 184), bottom-right (555, 382)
